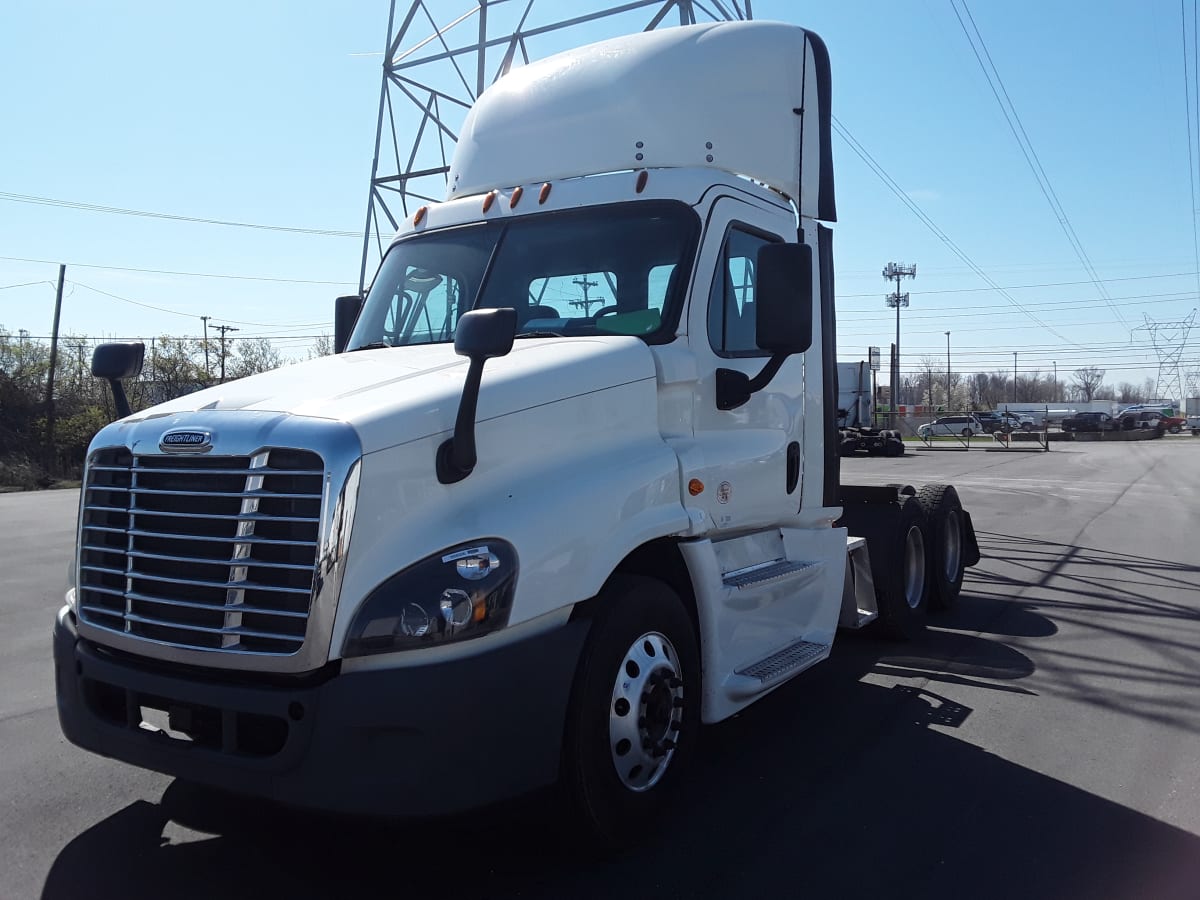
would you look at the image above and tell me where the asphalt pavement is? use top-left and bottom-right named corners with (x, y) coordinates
top-left (4, 438), bottom-right (1200, 899)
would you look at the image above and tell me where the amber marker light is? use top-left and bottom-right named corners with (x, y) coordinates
top-left (635, 170), bottom-right (649, 194)
top-left (688, 479), bottom-right (704, 496)
top-left (538, 182), bottom-right (552, 204)
top-left (482, 190), bottom-right (499, 213)
top-left (413, 206), bottom-right (428, 226)
top-left (510, 186), bottom-right (524, 208)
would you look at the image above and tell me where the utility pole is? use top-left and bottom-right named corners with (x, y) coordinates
top-left (945, 331), bottom-right (951, 410)
top-left (569, 277), bottom-right (600, 315)
top-left (883, 262), bottom-right (916, 426)
top-left (43, 264), bottom-right (66, 474)
top-left (200, 315), bottom-right (211, 379)
top-left (215, 324), bottom-right (239, 382)
top-left (1053, 360), bottom-right (1057, 403)
top-left (1013, 351), bottom-right (1018, 403)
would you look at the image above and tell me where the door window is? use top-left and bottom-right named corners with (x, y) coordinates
top-left (708, 227), bottom-right (777, 357)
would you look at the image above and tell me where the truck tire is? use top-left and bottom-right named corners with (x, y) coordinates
top-left (915, 483), bottom-right (966, 610)
top-left (883, 436), bottom-right (904, 457)
top-left (561, 575), bottom-right (699, 847)
top-left (857, 496), bottom-right (929, 640)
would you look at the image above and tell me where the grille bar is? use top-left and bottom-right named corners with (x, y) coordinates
top-left (124, 509), bottom-right (319, 524)
top-left (129, 592), bottom-right (309, 619)
top-left (123, 613), bottom-right (303, 642)
top-left (78, 446), bottom-right (323, 656)
top-left (126, 549), bottom-right (315, 572)
top-left (92, 486), bottom-right (323, 501)
top-left (126, 529), bottom-right (314, 547)
top-left (128, 570), bottom-right (312, 595)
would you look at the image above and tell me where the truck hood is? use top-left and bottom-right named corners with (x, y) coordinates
top-left (124, 337), bottom-right (658, 455)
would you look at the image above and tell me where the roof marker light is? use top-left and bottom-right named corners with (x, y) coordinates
top-left (510, 186), bottom-right (524, 208)
top-left (413, 206), bottom-right (428, 226)
top-left (635, 170), bottom-right (649, 194)
top-left (482, 190), bottom-right (498, 213)
top-left (539, 182), bottom-right (552, 204)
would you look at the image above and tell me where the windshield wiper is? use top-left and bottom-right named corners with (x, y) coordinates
top-left (515, 330), bottom-right (564, 338)
top-left (350, 341), bottom-right (391, 351)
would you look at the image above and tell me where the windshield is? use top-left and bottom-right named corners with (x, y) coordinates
top-left (347, 201), bottom-right (698, 350)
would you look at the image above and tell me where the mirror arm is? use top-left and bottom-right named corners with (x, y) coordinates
top-left (108, 379), bottom-right (132, 419)
top-left (436, 356), bottom-right (487, 484)
top-left (716, 352), bottom-right (790, 411)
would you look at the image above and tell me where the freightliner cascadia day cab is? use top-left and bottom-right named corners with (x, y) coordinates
top-left (55, 21), bottom-right (980, 841)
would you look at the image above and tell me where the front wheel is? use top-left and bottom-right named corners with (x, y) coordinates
top-left (561, 575), bottom-right (700, 847)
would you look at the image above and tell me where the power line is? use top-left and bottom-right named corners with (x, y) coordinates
top-left (830, 116), bottom-right (1079, 345)
top-left (0, 253), bottom-right (352, 286)
top-left (69, 281), bottom-right (328, 327)
top-left (836, 269), bottom-right (1200, 298)
top-left (1185, 0), bottom-right (1200, 301)
top-left (0, 192), bottom-right (358, 238)
top-left (951, 0), bottom-right (1132, 332)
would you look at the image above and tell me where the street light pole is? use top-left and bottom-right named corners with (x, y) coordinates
top-left (945, 331), bottom-right (951, 410)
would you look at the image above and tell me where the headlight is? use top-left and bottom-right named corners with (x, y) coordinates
top-left (343, 540), bottom-right (518, 657)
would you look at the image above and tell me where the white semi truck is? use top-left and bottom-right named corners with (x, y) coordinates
top-left (54, 21), bottom-right (980, 842)
top-left (836, 360), bottom-right (904, 456)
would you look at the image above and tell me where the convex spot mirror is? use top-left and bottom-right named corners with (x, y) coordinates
top-left (755, 242), bottom-right (813, 355)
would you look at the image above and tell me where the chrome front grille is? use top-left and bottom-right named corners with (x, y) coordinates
top-left (78, 447), bottom-right (325, 656)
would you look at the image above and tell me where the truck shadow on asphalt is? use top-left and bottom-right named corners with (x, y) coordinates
top-left (41, 536), bottom-right (1200, 900)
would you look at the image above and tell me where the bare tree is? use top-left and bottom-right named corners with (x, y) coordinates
top-left (1072, 367), bottom-right (1106, 402)
top-left (308, 334), bottom-right (334, 359)
top-left (228, 338), bottom-right (284, 381)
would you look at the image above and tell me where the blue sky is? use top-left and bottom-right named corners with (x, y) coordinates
top-left (2, 0), bottom-right (1199, 398)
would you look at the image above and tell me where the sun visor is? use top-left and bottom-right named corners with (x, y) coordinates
top-left (447, 21), bottom-right (836, 222)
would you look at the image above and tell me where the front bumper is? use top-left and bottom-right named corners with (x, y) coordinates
top-left (54, 607), bottom-right (589, 817)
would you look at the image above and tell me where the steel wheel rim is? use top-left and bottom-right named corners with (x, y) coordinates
top-left (608, 631), bottom-right (683, 792)
top-left (943, 509), bottom-right (962, 582)
top-left (904, 525), bottom-right (926, 609)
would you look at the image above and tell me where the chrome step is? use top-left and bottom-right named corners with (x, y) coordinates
top-left (725, 639), bottom-right (830, 699)
top-left (722, 559), bottom-right (817, 590)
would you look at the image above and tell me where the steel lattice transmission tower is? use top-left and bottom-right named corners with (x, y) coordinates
top-left (358, 0), bottom-right (754, 293)
top-left (1136, 311), bottom-right (1196, 404)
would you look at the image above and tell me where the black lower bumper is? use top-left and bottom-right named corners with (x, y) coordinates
top-left (54, 608), bottom-right (589, 817)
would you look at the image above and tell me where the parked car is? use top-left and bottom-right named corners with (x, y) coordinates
top-left (974, 411), bottom-right (1004, 434)
top-left (917, 414), bottom-right (985, 438)
top-left (996, 410), bottom-right (1037, 431)
top-left (1119, 410), bottom-right (1186, 433)
top-left (1061, 411), bottom-right (1118, 433)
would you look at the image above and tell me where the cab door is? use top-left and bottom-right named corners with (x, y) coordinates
top-left (681, 194), bottom-right (810, 533)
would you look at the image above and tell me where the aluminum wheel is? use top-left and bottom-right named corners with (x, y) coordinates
top-left (903, 524), bottom-right (927, 610)
top-left (942, 508), bottom-right (962, 583)
top-left (608, 631), bottom-right (684, 792)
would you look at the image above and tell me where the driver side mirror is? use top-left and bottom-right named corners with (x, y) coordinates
top-left (755, 242), bottom-right (813, 354)
top-left (91, 341), bottom-right (145, 420)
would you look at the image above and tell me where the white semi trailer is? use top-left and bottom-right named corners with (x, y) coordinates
top-left (55, 21), bottom-right (980, 842)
